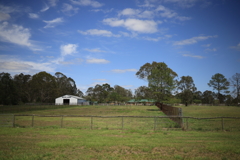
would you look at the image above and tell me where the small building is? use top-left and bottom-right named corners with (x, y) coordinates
top-left (55, 95), bottom-right (89, 105)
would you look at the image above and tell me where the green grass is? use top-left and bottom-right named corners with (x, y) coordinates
top-left (0, 128), bottom-right (239, 160)
top-left (1, 105), bottom-right (240, 159)
top-left (179, 105), bottom-right (240, 131)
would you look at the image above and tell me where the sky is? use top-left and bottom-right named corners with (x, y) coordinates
top-left (0, 0), bottom-right (240, 95)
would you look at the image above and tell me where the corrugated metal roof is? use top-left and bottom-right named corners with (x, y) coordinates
top-left (56, 95), bottom-right (84, 100)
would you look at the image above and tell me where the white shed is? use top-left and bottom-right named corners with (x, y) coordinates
top-left (55, 95), bottom-right (89, 105)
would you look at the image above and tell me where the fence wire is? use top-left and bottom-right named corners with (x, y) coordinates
top-left (2, 115), bottom-right (239, 131)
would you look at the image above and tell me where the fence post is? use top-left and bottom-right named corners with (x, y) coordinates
top-left (13, 115), bottom-right (15, 128)
top-left (155, 117), bottom-right (156, 131)
top-left (31, 115), bottom-right (34, 127)
top-left (178, 108), bottom-right (183, 128)
top-left (122, 117), bottom-right (124, 130)
top-left (221, 118), bottom-right (224, 131)
top-left (186, 118), bottom-right (188, 130)
top-left (61, 116), bottom-right (63, 128)
top-left (91, 117), bottom-right (93, 130)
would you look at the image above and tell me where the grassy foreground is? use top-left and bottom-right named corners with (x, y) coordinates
top-left (0, 128), bottom-right (240, 160)
top-left (0, 105), bottom-right (240, 160)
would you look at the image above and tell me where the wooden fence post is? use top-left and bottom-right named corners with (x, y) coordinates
top-left (61, 116), bottom-right (63, 128)
top-left (154, 117), bottom-right (156, 131)
top-left (122, 117), bottom-right (124, 130)
top-left (13, 115), bottom-right (15, 128)
top-left (31, 115), bottom-right (34, 127)
top-left (91, 117), bottom-right (93, 130)
top-left (221, 118), bottom-right (224, 131)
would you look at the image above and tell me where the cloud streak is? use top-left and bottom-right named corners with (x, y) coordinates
top-left (0, 22), bottom-right (41, 51)
top-left (109, 69), bottom-right (138, 73)
top-left (182, 54), bottom-right (204, 59)
top-left (230, 43), bottom-right (240, 51)
top-left (71, 0), bottom-right (104, 8)
top-left (86, 58), bottom-right (110, 64)
top-left (78, 29), bottom-right (120, 37)
top-left (103, 18), bottom-right (158, 33)
top-left (173, 35), bottom-right (217, 46)
top-left (43, 17), bottom-right (64, 28)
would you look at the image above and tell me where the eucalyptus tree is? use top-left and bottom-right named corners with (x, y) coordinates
top-left (229, 73), bottom-right (240, 104)
top-left (85, 83), bottom-right (113, 103)
top-left (136, 62), bottom-right (178, 102)
top-left (31, 71), bottom-right (57, 103)
top-left (55, 72), bottom-right (78, 97)
top-left (208, 73), bottom-right (229, 102)
top-left (134, 86), bottom-right (152, 100)
top-left (202, 90), bottom-right (215, 104)
top-left (177, 76), bottom-right (197, 106)
top-left (13, 73), bottom-right (32, 103)
top-left (0, 72), bottom-right (18, 105)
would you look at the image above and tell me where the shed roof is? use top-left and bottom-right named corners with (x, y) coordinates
top-left (56, 95), bottom-right (84, 100)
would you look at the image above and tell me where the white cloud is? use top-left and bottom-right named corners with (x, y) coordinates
top-left (118, 8), bottom-right (154, 19)
top-left (0, 22), bottom-right (40, 50)
top-left (173, 35), bottom-right (217, 45)
top-left (110, 69), bottom-right (138, 73)
top-left (163, 0), bottom-right (199, 8)
top-left (182, 54), bottom-right (204, 59)
top-left (156, 5), bottom-right (191, 21)
top-left (86, 58), bottom-right (110, 64)
top-left (43, 17), bottom-right (64, 28)
top-left (202, 44), bottom-right (211, 47)
top-left (0, 4), bottom-right (17, 14)
top-left (60, 44), bottom-right (78, 56)
top-left (61, 3), bottom-right (79, 16)
top-left (119, 8), bottom-right (141, 17)
top-left (143, 34), bottom-right (172, 41)
top-left (40, 4), bottom-right (50, 12)
top-left (103, 18), bottom-right (158, 33)
top-left (71, 0), bottom-right (104, 8)
top-left (29, 13), bottom-right (39, 19)
top-left (78, 29), bottom-right (120, 37)
top-left (230, 43), bottom-right (240, 51)
top-left (205, 48), bottom-right (217, 52)
top-left (0, 12), bottom-right (11, 21)
top-left (48, 0), bottom-right (59, 7)
top-left (90, 8), bottom-right (113, 13)
top-left (85, 48), bottom-right (106, 52)
top-left (0, 55), bottom-right (55, 74)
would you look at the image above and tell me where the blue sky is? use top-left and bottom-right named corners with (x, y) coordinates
top-left (0, 0), bottom-right (240, 94)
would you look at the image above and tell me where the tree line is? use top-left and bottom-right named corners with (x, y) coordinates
top-left (0, 61), bottom-right (239, 105)
top-left (135, 62), bottom-right (239, 106)
top-left (0, 72), bottom-right (82, 105)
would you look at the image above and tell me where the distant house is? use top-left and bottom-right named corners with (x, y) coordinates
top-left (55, 95), bottom-right (89, 105)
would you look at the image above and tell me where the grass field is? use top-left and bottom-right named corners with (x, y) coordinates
top-left (0, 105), bottom-right (240, 160)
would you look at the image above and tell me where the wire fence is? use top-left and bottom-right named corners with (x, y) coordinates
top-left (1, 114), bottom-right (240, 131)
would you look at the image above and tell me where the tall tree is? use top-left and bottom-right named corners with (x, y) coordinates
top-left (0, 72), bottom-right (18, 105)
top-left (208, 73), bottom-right (229, 102)
top-left (229, 73), bottom-right (240, 104)
top-left (136, 62), bottom-right (178, 102)
top-left (31, 71), bottom-right (57, 103)
top-left (134, 86), bottom-right (152, 100)
top-left (85, 83), bottom-right (113, 103)
top-left (202, 90), bottom-right (215, 104)
top-left (55, 72), bottom-right (78, 97)
top-left (177, 76), bottom-right (197, 106)
top-left (13, 73), bottom-right (32, 103)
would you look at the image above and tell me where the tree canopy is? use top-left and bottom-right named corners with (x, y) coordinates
top-left (208, 73), bottom-right (230, 102)
top-left (136, 62), bottom-right (178, 102)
